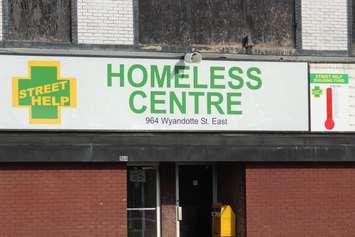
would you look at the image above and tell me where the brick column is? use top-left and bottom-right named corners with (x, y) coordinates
top-left (160, 163), bottom-right (176, 237)
top-left (217, 163), bottom-right (246, 237)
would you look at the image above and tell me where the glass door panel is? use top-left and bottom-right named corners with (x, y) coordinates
top-left (128, 167), bottom-right (158, 237)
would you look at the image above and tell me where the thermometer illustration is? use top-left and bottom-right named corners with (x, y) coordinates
top-left (324, 87), bottom-right (335, 130)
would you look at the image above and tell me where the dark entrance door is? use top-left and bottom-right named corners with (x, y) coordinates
top-left (179, 165), bottom-right (213, 237)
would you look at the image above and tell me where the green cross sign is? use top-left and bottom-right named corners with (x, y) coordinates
top-left (13, 61), bottom-right (76, 124)
top-left (312, 86), bottom-right (323, 98)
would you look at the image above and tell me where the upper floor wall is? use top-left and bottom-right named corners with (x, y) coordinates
top-left (4, 0), bottom-right (71, 42)
top-left (301, 0), bottom-right (349, 53)
top-left (139, 0), bottom-right (295, 54)
top-left (0, 0), bottom-right (352, 56)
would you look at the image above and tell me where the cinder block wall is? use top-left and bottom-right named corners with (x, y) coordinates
top-left (301, 0), bottom-right (348, 51)
top-left (246, 164), bottom-right (355, 237)
top-left (77, 0), bottom-right (134, 45)
top-left (0, 164), bottom-right (127, 237)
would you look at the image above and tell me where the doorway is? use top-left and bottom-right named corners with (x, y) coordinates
top-left (177, 165), bottom-right (213, 237)
top-left (127, 166), bottom-right (160, 237)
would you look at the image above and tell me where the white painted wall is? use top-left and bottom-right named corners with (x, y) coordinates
top-left (77, 0), bottom-right (134, 45)
top-left (301, 0), bottom-right (348, 51)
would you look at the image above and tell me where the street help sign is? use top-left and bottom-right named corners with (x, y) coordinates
top-left (2, 55), bottom-right (308, 131)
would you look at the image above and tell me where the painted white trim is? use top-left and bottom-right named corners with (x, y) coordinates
top-left (175, 164), bottom-right (180, 237)
top-left (127, 208), bottom-right (156, 211)
top-left (156, 166), bottom-right (161, 237)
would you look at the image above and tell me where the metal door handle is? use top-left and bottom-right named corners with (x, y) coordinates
top-left (177, 206), bottom-right (183, 221)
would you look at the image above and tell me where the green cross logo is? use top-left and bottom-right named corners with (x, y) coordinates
top-left (312, 86), bottom-right (323, 98)
top-left (12, 61), bottom-right (76, 124)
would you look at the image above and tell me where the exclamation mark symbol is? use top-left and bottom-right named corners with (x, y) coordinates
top-left (325, 87), bottom-right (335, 130)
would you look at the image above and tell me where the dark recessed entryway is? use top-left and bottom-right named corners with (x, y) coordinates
top-left (178, 165), bottom-right (213, 237)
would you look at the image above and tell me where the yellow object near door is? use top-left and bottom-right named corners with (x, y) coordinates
top-left (221, 205), bottom-right (235, 237)
top-left (212, 204), bottom-right (236, 237)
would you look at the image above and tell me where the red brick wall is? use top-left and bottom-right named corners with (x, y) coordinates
top-left (160, 163), bottom-right (176, 237)
top-left (246, 164), bottom-right (355, 237)
top-left (0, 163), bottom-right (127, 237)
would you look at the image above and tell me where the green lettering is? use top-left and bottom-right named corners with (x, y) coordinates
top-left (129, 90), bottom-right (147, 114)
top-left (151, 65), bottom-right (171, 88)
top-left (107, 64), bottom-right (124, 87)
top-left (188, 92), bottom-right (204, 114)
top-left (207, 92), bottom-right (224, 114)
top-left (210, 66), bottom-right (226, 89)
top-left (169, 92), bottom-right (186, 114)
top-left (151, 91), bottom-right (166, 114)
top-left (227, 92), bottom-right (242, 115)
top-left (228, 67), bottom-right (244, 89)
top-left (128, 64), bottom-right (148, 88)
top-left (174, 66), bottom-right (190, 88)
top-left (247, 67), bottom-right (262, 90)
top-left (193, 66), bottom-right (207, 89)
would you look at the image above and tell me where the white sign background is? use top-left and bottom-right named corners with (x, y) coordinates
top-left (0, 55), bottom-right (308, 131)
top-left (310, 63), bottom-right (355, 132)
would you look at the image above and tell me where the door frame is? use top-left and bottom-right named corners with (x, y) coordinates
top-left (175, 163), bottom-right (217, 237)
top-left (127, 163), bottom-right (161, 237)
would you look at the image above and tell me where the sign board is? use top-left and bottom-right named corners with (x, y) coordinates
top-left (310, 64), bottom-right (355, 132)
top-left (0, 55), bottom-right (308, 131)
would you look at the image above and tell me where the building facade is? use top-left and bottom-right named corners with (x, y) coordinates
top-left (0, 1), bottom-right (355, 237)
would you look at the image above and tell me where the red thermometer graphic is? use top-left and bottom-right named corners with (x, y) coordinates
top-left (324, 87), bottom-right (335, 130)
